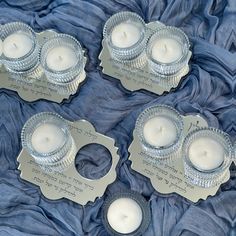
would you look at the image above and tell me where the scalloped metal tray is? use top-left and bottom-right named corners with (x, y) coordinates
top-left (99, 21), bottom-right (191, 95)
top-left (129, 114), bottom-right (230, 202)
top-left (0, 30), bottom-right (86, 103)
top-left (17, 120), bottom-right (119, 205)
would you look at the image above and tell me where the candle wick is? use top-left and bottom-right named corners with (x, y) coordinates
top-left (13, 43), bottom-right (18, 49)
top-left (164, 44), bottom-right (167, 52)
top-left (58, 55), bottom-right (63, 61)
top-left (202, 151), bottom-right (207, 156)
top-left (123, 31), bottom-right (127, 38)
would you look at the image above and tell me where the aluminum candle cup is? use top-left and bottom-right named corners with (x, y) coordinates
top-left (40, 34), bottom-right (85, 94)
top-left (136, 105), bottom-right (184, 161)
top-left (146, 26), bottom-right (190, 76)
top-left (103, 11), bottom-right (147, 64)
top-left (183, 127), bottom-right (232, 188)
top-left (21, 112), bottom-right (76, 172)
top-left (102, 190), bottom-right (151, 236)
top-left (2, 22), bottom-right (39, 71)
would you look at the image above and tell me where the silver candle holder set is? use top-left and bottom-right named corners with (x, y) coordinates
top-left (0, 22), bottom-right (86, 102)
top-left (18, 112), bottom-right (119, 205)
top-left (100, 11), bottom-right (191, 94)
top-left (129, 105), bottom-right (233, 202)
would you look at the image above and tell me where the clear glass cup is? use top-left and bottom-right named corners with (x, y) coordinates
top-left (40, 34), bottom-right (86, 94)
top-left (2, 22), bottom-right (39, 71)
top-left (103, 11), bottom-right (147, 62)
top-left (135, 105), bottom-right (184, 161)
top-left (102, 190), bottom-right (151, 236)
top-left (146, 26), bottom-right (190, 76)
top-left (183, 127), bottom-right (232, 188)
top-left (21, 112), bottom-right (76, 172)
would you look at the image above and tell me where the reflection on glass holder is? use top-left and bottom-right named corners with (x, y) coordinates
top-left (183, 127), bottom-right (232, 188)
top-left (135, 104), bottom-right (184, 162)
top-left (0, 22), bottom-right (87, 101)
top-left (102, 190), bottom-right (151, 236)
top-left (21, 112), bottom-right (76, 172)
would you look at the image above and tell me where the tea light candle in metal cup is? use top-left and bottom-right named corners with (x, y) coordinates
top-left (135, 105), bottom-right (184, 161)
top-left (103, 11), bottom-right (147, 63)
top-left (146, 26), bottom-right (190, 76)
top-left (21, 112), bottom-right (76, 172)
top-left (183, 127), bottom-right (232, 188)
top-left (102, 190), bottom-right (151, 236)
top-left (40, 34), bottom-right (85, 94)
top-left (2, 22), bottom-right (39, 71)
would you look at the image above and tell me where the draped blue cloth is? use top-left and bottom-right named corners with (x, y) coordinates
top-left (0, 0), bottom-right (236, 235)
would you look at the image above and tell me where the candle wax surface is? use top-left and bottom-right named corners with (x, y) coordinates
top-left (46, 46), bottom-right (78, 71)
top-left (107, 197), bottom-right (143, 234)
top-left (188, 137), bottom-right (225, 171)
top-left (143, 116), bottom-right (177, 147)
top-left (151, 38), bottom-right (183, 64)
top-left (3, 32), bottom-right (33, 59)
top-left (111, 22), bottom-right (141, 48)
top-left (31, 123), bottom-right (66, 154)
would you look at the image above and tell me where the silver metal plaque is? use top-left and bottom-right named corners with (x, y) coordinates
top-left (18, 120), bottom-right (119, 205)
top-left (129, 115), bottom-right (230, 202)
top-left (99, 21), bottom-right (191, 95)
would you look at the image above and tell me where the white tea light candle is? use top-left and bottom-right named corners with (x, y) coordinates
top-left (188, 137), bottom-right (224, 171)
top-left (146, 27), bottom-right (190, 76)
top-left (111, 22), bottom-right (141, 48)
top-left (143, 116), bottom-right (177, 147)
top-left (136, 105), bottom-right (184, 160)
top-left (183, 128), bottom-right (232, 188)
top-left (46, 46), bottom-right (77, 71)
top-left (21, 112), bottom-right (76, 172)
top-left (31, 123), bottom-right (66, 154)
top-left (3, 32), bottom-right (33, 58)
top-left (2, 22), bottom-right (39, 71)
top-left (40, 34), bottom-right (85, 93)
top-left (107, 197), bottom-right (143, 234)
top-left (103, 11), bottom-right (146, 61)
top-left (151, 38), bottom-right (182, 64)
top-left (102, 191), bottom-right (151, 236)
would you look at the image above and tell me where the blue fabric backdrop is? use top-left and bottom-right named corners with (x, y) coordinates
top-left (0, 0), bottom-right (236, 235)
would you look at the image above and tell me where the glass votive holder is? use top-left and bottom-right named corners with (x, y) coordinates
top-left (0, 24), bottom-right (3, 61)
top-left (2, 22), bottom-right (39, 71)
top-left (103, 11), bottom-right (147, 64)
top-left (40, 34), bottom-right (86, 94)
top-left (102, 190), bottom-right (151, 236)
top-left (183, 127), bottom-right (232, 188)
top-left (135, 105), bottom-right (184, 162)
top-left (21, 112), bottom-right (76, 172)
top-left (146, 26), bottom-right (190, 76)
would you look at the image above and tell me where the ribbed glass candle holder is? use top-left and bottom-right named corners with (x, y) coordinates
top-left (136, 105), bottom-right (184, 162)
top-left (2, 22), bottom-right (39, 71)
top-left (103, 11), bottom-right (147, 64)
top-left (183, 127), bottom-right (232, 188)
top-left (146, 26), bottom-right (190, 76)
top-left (40, 34), bottom-right (85, 94)
top-left (102, 190), bottom-right (151, 236)
top-left (21, 112), bottom-right (76, 172)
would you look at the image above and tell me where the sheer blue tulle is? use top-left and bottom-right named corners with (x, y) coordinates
top-left (0, 0), bottom-right (236, 235)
